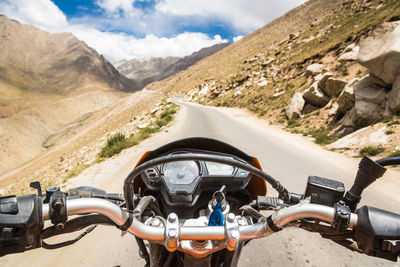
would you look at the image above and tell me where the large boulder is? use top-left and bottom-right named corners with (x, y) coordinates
top-left (353, 75), bottom-right (387, 126)
top-left (357, 21), bottom-right (400, 85)
top-left (337, 78), bottom-right (358, 114)
top-left (323, 77), bottom-right (347, 98)
top-left (305, 63), bottom-right (324, 77)
top-left (303, 82), bottom-right (330, 107)
top-left (286, 92), bottom-right (305, 119)
top-left (388, 75), bottom-right (400, 112)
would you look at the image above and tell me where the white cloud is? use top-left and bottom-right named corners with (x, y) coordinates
top-left (0, 0), bottom-right (225, 62)
top-left (0, 0), bottom-right (306, 62)
top-left (156, 0), bottom-right (307, 32)
top-left (0, 0), bottom-right (67, 31)
top-left (70, 25), bottom-right (226, 62)
top-left (96, 0), bottom-right (139, 17)
top-left (233, 35), bottom-right (243, 43)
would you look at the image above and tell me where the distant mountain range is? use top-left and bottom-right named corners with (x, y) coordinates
top-left (115, 43), bottom-right (229, 88)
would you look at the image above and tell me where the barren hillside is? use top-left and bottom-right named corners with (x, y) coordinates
top-left (148, 0), bottom-right (400, 158)
top-left (0, 15), bottom-right (140, 174)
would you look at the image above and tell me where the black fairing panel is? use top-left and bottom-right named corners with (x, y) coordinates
top-left (139, 137), bottom-right (254, 164)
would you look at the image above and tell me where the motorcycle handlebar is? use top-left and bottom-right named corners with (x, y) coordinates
top-left (42, 198), bottom-right (358, 241)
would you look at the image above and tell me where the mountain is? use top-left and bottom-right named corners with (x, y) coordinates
top-left (115, 43), bottom-right (229, 88)
top-left (0, 15), bottom-right (139, 174)
top-left (148, 0), bottom-right (400, 157)
top-left (0, 15), bottom-right (138, 96)
top-left (115, 56), bottom-right (180, 83)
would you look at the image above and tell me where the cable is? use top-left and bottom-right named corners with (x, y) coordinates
top-left (42, 225), bottom-right (98, 249)
top-left (376, 156), bottom-right (400, 166)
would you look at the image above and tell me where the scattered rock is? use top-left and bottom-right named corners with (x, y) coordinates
top-left (388, 75), bottom-right (400, 113)
top-left (286, 93), bottom-right (305, 120)
top-left (271, 90), bottom-right (285, 98)
top-left (305, 64), bottom-right (324, 77)
top-left (261, 58), bottom-right (275, 67)
top-left (289, 32), bottom-right (300, 40)
top-left (323, 78), bottom-right (347, 98)
top-left (357, 21), bottom-right (400, 85)
top-left (337, 78), bottom-right (358, 114)
top-left (151, 107), bottom-right (159, 114)
top-left (315, 72), bottom-right (333, 89)
top-left (257, 77), bottom-right (268, 87)
top-left (138, 123), bottom-right (148, 129)
top-left (338, 46), bottom-right (359, 62)
top-left (302, 82), bottom-right (330, 107)
top-left (234, 86), bottom-right (244, 96)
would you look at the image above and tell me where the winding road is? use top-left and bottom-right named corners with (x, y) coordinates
top-left (2, 100), bottom-right (400, 266)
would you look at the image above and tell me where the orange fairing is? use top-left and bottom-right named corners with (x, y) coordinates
top-left (246, 157), bottom-right (267, 199)
top-left (135, 151), bottom-right (150, 167)
top-left (133, 151), bottom-right (150, 193)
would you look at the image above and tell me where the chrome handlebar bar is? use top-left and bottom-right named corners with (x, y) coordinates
top-left (42, 198), bottom-right (358, 243)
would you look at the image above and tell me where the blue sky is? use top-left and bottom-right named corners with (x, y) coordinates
top-left (0, 0), bottom-right (306, 62)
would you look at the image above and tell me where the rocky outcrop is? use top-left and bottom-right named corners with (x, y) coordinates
top-left (357, 21), bottom-right (400, 85)
top-left (303, 81), bottom-right (330, 107)
top-left (334, 21), bottom-right (400, 136)
top-left (286, 93), bottom-right (305, 119)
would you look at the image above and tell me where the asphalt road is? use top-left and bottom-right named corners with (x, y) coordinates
top-left (3, 100), bottom-right (400, 266)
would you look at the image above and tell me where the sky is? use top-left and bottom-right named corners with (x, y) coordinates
top-left (0, 0), bottom-right (306, 63)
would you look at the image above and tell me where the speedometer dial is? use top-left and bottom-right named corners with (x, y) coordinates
top-left (163, 161), bottom-right (199, 184)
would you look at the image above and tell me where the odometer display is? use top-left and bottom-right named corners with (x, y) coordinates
top-left (163, 161), bottom-right (199, 185)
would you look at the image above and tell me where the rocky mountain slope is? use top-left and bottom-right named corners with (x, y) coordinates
top-left (115, 43), bottom-right (229, 88)
top-left (0, 15), bottom-right (139, 174)
top-left (115, 56), bottom-right (180, 83)
top-left (148, 0), bottom-right (400, 158)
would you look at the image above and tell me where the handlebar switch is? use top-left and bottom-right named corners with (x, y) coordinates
top-left (355, 206), bottom-right (400, 261)
top-left (332, 201), bottom-right (351, 232)
top-left (0, 195), bottom-right (43, 256)
top-left (49, 189), bottom-right (68, 229)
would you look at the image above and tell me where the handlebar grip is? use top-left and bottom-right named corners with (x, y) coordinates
top-left (354, 206), bottom-right (400, 262)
